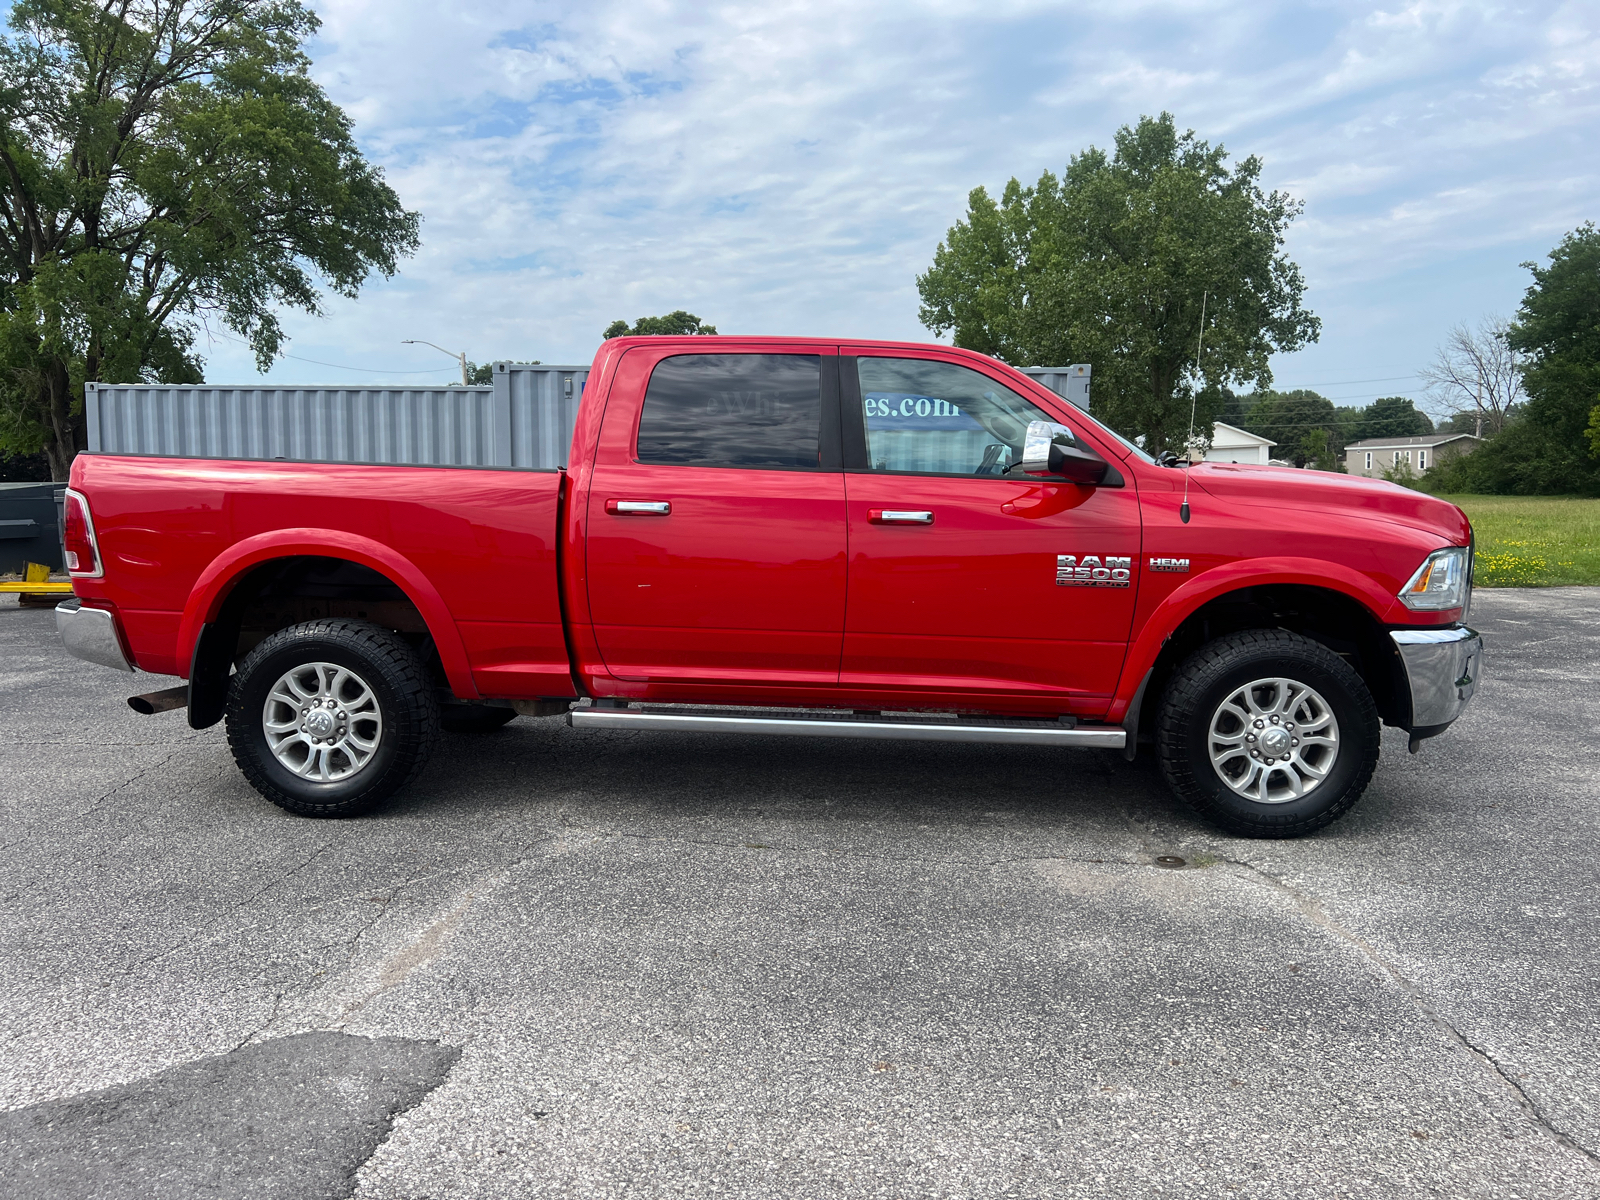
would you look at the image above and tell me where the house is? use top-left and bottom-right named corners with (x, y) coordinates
top-left (1343, 433), bottom-right (1481, 478)
top-left (1204, 422), bottom-right (1276, 465)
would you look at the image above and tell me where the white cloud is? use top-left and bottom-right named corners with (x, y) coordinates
top-left (195, 0), bottom-right (1599, 397)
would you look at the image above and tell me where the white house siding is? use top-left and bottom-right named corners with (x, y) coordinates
top-left (1205, 422), bottom-right (1275, 465)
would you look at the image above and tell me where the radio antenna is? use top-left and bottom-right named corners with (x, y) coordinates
top-left (1180, 290), bottom-right (1207, 524)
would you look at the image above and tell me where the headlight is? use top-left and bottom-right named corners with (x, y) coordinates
top-left (1398, 546), bottom-right (1471, 612)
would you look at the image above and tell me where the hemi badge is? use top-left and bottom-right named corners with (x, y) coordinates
top-left (1149, 557), bottom-right (1190, 573)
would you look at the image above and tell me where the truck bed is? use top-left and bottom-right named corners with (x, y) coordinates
top-left (72, 455), bottom-right (571, 698)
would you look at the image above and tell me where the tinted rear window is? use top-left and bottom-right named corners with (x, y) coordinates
top-left (636, 354), bottom-right (822, 470)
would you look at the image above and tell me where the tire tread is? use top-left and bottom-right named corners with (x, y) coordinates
top-left (1156, 629), bottom-right (1379, 838)
top-left (225, 619), bottom-right (440, 817)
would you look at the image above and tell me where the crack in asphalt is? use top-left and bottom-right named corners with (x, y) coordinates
top-left (341, 880), bottom-right (409, 961)
top-left (232, 839), bottom-right (339, 912)
top-left (6, 740), bottom-right (209, 747)
top-left (226, 989), bottom-right (287, 1056)
top-left (0, 742), bottom-right (203, 859)
top-left (337, 888), bottom-right (480, 1026)
top-left (328, 837), bottom-right (558, 1028)
top-left (1221, 855), bottom-right (1600, 1169)
top-left (540, 816), bottom-right (1600, 1169)
top-left (568, 821), bottom-right (1149, 869)
top-left (82, 838), bottom-right (344, 991)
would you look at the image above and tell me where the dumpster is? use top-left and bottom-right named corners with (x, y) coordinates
top-left (0, 482), bottom-right (65, 575)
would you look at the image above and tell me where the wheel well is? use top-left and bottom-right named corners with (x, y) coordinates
top-left (188, 556), bottom-right (441, 729)
top-left (1135, 585), bottom-right (1408, 744)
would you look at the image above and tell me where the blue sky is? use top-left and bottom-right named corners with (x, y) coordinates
top-left (186, 0), bottom-right (1598, 417)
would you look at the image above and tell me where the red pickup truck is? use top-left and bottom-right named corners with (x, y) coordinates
top-left (55, 337), bottom-right (1481, 837)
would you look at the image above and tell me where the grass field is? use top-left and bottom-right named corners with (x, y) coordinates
top-left (1432, 495), bottom-right (1600, 587)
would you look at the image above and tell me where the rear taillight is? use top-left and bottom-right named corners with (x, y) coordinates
top-left (62, 489), bottom-right (103, 577)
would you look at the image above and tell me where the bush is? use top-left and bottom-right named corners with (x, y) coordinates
top-left (1423, 419), bottom-right (1600, 497)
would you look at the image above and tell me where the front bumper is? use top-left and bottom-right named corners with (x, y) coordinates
top-left (56, 598), bottom-right (134, 673)
top-left (1391, 625), bottom-right (1481, 737)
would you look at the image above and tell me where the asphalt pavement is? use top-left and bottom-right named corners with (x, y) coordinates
top-left (1, 587), bottom-right (1597, 1200)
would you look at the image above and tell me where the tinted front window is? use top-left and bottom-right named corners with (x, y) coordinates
top-left (637, 354), bottom-right (822, 469)
top-left (857, 358), bottom-right (1056, 475)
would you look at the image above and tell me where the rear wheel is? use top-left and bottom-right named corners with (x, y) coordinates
top-left (225, 619), bottom-right (439, 817)
top-left (1156, 629), bottom-right (1379, 838)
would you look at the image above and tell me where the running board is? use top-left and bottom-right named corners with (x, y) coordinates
top-left (567, 707), bottom-right (1125, 749)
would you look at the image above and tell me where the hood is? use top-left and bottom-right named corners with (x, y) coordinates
top-left (1186, 463), bottom-right (1471, 545)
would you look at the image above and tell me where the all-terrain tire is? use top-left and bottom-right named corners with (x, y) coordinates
top-left (225, 619), bottom-right (440, 817)
top-left (1156, 629), bottom-right (1380, 839)
top-left (441, 704), bottom-right (518, 733)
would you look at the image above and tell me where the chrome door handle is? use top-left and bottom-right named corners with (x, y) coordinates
top-left (868, 509), bottom-right (933, 525)
top-left (607, 500), bottom-right (671, 515)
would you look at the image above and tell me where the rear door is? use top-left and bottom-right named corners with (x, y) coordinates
top-left (585, 346), bottom-right (847, 686)
top-left (840, 352), bottom-right (1142, 710)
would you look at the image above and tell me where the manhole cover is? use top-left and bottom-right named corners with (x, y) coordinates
top-left (1155, 855), bottom-right (1186, 868)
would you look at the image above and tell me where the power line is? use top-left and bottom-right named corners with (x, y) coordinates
top-left (202, 328), bottom-right (459, 375)
top-left (276, 354), bottom-right (456, 376)
top-left (1250, 391), bottom-right (1426, 404)
top-left (1214, 419), bottom-right (1459, 431)
top-left (1268, 373), bottom-right (1420, 388)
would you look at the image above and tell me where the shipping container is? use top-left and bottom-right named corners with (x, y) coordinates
top-left (84, 364), bottom-right (589, 470)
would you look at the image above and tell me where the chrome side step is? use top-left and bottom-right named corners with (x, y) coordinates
top-left (567, 707), bottom-right (1125, 749)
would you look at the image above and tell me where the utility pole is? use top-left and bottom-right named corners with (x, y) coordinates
top-left (403, 339), bottom-right (470, 385)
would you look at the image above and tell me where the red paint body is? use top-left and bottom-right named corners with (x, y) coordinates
top-left (68, 338), bottom-right (1471, 723)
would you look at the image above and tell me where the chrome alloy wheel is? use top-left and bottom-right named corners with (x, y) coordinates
top-left (262, 662), bottom-right (383, 782)
top-left (1207, 676), bottom-right (1340, 805)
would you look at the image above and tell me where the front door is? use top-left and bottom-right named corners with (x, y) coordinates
top-left (840, 353), bottom-right (1142, 710)
top-left (586, 347), bottom-right (847, 686)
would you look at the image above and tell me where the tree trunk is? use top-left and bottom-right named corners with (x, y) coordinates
top-left (43, 359), bottom-right (83, 483)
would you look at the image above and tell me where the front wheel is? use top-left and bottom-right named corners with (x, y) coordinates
top-left (1156, 629), bottom-right (1379, 838)
top-left (225, 619), bottom-right (440, 817)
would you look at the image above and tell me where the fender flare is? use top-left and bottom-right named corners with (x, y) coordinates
top-left (175, 529), bottom-right (479, 700)
top-left (1107, 557), bottom-right (1398, 723)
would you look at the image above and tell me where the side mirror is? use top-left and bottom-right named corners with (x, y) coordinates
top-left (1021, 420), bottom-right (1112, 485)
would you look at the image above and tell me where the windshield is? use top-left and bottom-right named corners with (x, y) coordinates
top-left (1092, 418), bottom-right (1156, 464)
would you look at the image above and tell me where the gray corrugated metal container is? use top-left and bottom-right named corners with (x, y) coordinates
top-left (495, 362), bottom-right (588, 470)
top-left (1020, 365), bottom-right (1091, 410)
top-left (83, 363), bottom-right (591, 470)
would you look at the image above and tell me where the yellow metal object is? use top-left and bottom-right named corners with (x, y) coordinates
top-left (0, 561), bottom-right (72, 602)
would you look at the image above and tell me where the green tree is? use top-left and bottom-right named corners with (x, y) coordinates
top-left (443, 360), bottom-right (540, 387)
top-left (1238, 389), bottom-right (1338, 466)
top-left (0, 0), bottom-right (419, 479)
top-left (1297, 428), bottom-right (1341, 472)
top-left (1212, 386), bottom-right (1250, 429)
top-left (0, 450), bottom-right (51, 481)
top-left (1506, 225), bottom-right (1600, 490)
top-left (1438, 409), bottom-right (1489, 435)
top-left (603, 311), bottom-right (718, 339)
top-left (1429, 226), bottom-right (1600, 496)
top-left (916, 113), bottom-right (1319, 453)
top-left (1352, 396), bottom-right (1433, 441)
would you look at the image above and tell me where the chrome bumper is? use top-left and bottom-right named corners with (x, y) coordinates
top-left (1391, 626), bottom-right (1481, 733)
top-left (56, 598), bottom-right (134, 673)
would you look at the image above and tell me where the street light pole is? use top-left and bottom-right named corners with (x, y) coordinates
top-left (402, 339), bottom-right (470, 385)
